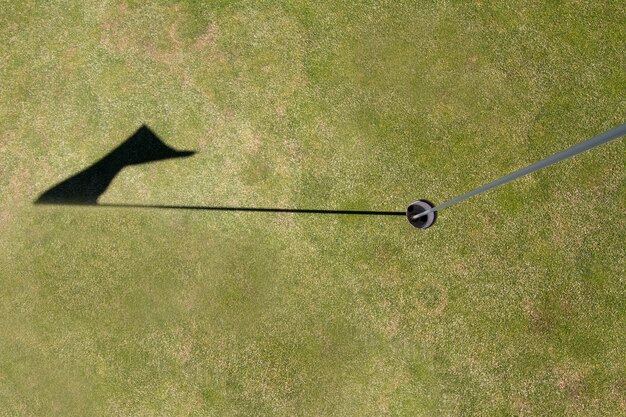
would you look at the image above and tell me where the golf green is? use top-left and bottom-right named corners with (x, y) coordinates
top-left (1, 1), bottom-right (624, 415)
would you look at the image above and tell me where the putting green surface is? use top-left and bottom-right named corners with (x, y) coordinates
top-left (1, 1), bottom-right (625, 415)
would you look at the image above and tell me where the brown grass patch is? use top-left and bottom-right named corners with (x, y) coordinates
top-left (384, 314), bottom-right (400, 338)
top-left (1, 167), bottom-right (30, 229)
top-left (416, 281), bottom-right (449, 316)
top-left (194, 23), bottom-right (218, 49)
top-left (177, 336), bottom-right (193, 364)
top-left (555, 367), bottom-right (584, 406)
top-left (522, 300), bottom-right (551, 333)
top-left (513, 396), bottom-right (531, 416)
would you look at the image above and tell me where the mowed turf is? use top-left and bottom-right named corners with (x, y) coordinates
top-left (1, 1), bottom-right (625, 415)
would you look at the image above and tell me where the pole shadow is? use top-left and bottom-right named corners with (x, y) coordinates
top-left (84, 203), bottom-right (405, 216)
top-left (34, 125), bottom-right (404, 217)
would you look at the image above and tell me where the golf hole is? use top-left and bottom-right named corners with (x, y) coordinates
top-left (406, 200), bottom-right (436, 229)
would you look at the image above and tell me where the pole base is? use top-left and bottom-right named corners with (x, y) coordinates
top-left (407, 200), bottom-right (437, 229)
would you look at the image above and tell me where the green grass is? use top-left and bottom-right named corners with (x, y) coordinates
top-left (1, 1), bottom-right (625, 415)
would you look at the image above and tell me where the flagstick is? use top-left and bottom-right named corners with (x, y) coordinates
top-left (407, 122), bottom-right (626, 229)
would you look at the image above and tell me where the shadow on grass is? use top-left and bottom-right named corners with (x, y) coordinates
top-left (35, 125), bottom-right (404, 217)
top-left (35, 125), bottom-right (194, 205)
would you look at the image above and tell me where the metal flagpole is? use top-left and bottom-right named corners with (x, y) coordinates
top-left (407, 122), bottom-right (626, 229)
